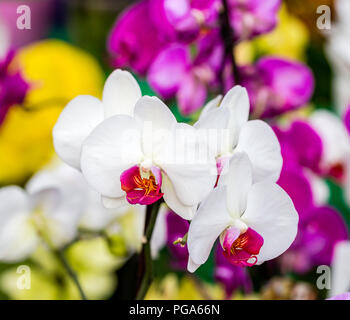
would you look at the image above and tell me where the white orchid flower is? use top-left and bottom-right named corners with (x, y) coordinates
top-left (195, 86), bottom-right (282, 184)
top-left (31, 160), bottom-right (128, 232)
top-left (80, 95), bottom-right (217, 220)
top-left (187, 153), bottom-right (298, 273)
top-left (0, 177), bottom-right (82, 263)
top-left (53, 69), bottom-right (142, 170)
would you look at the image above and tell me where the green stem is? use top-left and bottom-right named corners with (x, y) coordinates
top-left (56, 249), bottom-right (88, 300)
top-left (135, 201), bottom-right (161, 300)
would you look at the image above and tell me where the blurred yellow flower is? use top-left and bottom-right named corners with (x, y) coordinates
top-left (0, 40), bottom-right (104, 185)
top-left (253, 5), bottom-right (309, 61)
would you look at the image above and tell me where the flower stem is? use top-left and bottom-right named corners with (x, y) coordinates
top-left (135, 201), bottom-right (161, 300)
top-left (56, 249), bottom-right (88, 300)
top-left (220, 0), bottom-right (240, 85)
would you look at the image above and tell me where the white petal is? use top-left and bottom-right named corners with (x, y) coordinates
top-left (151, 203), bottom-right (168, 259)
top-left (236, 120), bottom-right (282, 183)
top-left (194, 105), bottom-right (229, 130)
top-left (0, 187), bottom-right (37, 262)
top-left (0, 214), bottom-right (38, 262)
top-left (0, 186), bottom-right (31, 225)
top-left (53, 95), bottom-right (104, 169)
top-left (194, 107), bottom-right (231, 157)
top-left (161, 174), bottom-right (196, 220)
top-left (101, 196), bottom-right (127, 209)
top-left (134, 96), bottom-right (176, 130)
top-left (187, 186), bottom-right (233, 272)
top-left (133, 96), bottom-right (177, 157)
top-left (241, 182), bottom-right (299, 264)
top-left (220, 86), bottom-right (250, 148)
top-left (223, 152), bottom-right (253, 218)
top-left (187, 257), bottom-right (201, 273)
top-left (81, 115), bottom-right (143, 198)
top-left (102, 69), bottom-right (142, 118)
top-left (158, 123), bottom-right (217, 207)
top-left (197, 95), bottom-right (222, 121)
top-left (26, 162), bottom-right (85, 223)
top-left (310, 110), bottom-right (350, 167)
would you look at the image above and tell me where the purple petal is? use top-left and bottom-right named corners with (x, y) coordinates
top-left (166, 210), bottom-right (189, 270)
top-left (215, 245), bottom-right (252, 297)
top-left (277, 165), bottom-right (314, 214)
top-left (148, 44), bottom-right (190, 99)
top-left (344, 105), bottom-right (350, 136)
top-left (177, 72), bottom-right (207, 115)
top-left (108, 1), bottom-right (167, 75)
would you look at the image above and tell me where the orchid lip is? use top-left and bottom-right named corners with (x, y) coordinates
top-left (220, 225), bottom-right (264, 267)
top-left (120, 165), bottom-right (163, 205)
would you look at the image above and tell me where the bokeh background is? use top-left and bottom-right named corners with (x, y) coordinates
top-left (0, 0), bottom-right (350, 300)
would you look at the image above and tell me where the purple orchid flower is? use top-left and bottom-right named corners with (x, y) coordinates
top-left (275, 124), bottom-right (348, 274)
top-left (240, 57), bottom-right (314, 118)
top-left (280, 204), bottom-right (348, 274)
top-left (0, 50), bottom-right (29, 125)
top-left (149, 0), bottom-right (220, 43)
top-left (228, 0), bottom-right (281, 41)
top-left (215, 245), bottom-right (252, 297)
top-left (274, 121), bottom-right (323, 174)
top-left (147, 31), bottom-right (223, 115)
top-left (107, 0), bottom-right (168, 75)
top-left (166, 210), bottom-right (190, 270)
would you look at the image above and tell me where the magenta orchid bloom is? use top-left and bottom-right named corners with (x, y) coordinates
top-left (228, 0), bottom-right (281, 41)
top-left (0, 50), bottom-right (29, 125)
top-left (240, 57), bottom-right (314, 118)
top-left (149, 0), bottom-right (220, 43)
top-left (275, 134), bottom-right (348, 274)
top-left (215, 245), bottom-right (252, 297)
top-left (165, 210), bottom-right (190, 270)
top-left (108, 0), bottom-right (168, 75)
top-left (148, 41), bottom-right (221, 115)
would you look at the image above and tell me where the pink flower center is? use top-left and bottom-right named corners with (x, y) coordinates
top-left (222, 226), bottom-right (264, 267)
top-left (120, 165), bottom-right (163, 205)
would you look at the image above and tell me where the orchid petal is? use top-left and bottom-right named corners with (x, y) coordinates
top-left (187, 186), bottom-right (233, 272)
top-left (241, 182), bottom-right (298, 264)
top-left (221, 86), bottom-right (250, 148)
top-left (223, 152), bottom-right (253, 218)
top-left (102, 69), bottom-right (142, 118)
top-left (236, 120), bottom-right (282, 183)
top-left (53, 95), bottom-right (104, 169)
top-left (161, 174), bottom-right (196, 220)
top-left (81, 115), bottom-right (143, 198)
